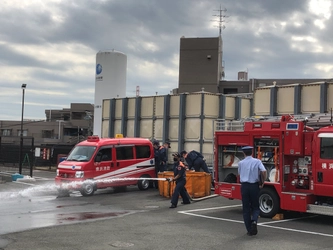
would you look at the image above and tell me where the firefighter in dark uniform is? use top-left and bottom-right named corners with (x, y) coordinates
top-left (238, 146), bottom-right (267, 236)
top-left (180, 150), bottom-right (210, 173)
top-left (159, 141), bottom-right (170, 172)
top-left (169, 152), bottom-right (191, 208)
top-left (152, 140), bottom-right (160, 188)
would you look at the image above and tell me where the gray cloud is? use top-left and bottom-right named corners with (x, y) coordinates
top-left (0, 0), bottom-right (332, 120)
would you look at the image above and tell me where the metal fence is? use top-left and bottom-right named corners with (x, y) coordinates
top-left (0, 136), bottom-right (34, 169)
top-left (0, 136), bottom-right (74, 169)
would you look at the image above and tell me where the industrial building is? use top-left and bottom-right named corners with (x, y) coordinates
top-left (0, 103), bottom-right (94, 146)
top-left (175, 36), bottom-right (329, 95)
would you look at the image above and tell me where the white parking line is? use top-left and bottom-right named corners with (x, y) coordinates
top-left (179, 205), bottom-right (333, 238)
top-left (179, 204), bottom-right (242, 213)
top-left (260, 215), bottom-right (318, 225)
top-left (180, 211), bottom-right (244, 224)
top-left (260, 224), bottom-right (333, 238)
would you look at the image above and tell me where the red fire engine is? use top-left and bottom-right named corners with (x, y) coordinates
top-left (214, 114), bottom-right (333, 218)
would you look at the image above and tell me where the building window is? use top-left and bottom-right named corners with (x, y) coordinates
top-left (42, 130), bottom-right (53, 138)
top-left (17, 130), bottom-right (28, 136)
top-left (71, 112), bottom-right (84, 120)
top-left (223, 88), bottom-right (238, 94)
top-left (1, 129), bottom-right (12, 136)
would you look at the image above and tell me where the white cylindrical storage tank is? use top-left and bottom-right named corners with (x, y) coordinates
top-left (94, 50), bottom-right (127, 136)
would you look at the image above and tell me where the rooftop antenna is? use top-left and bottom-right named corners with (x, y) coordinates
top-left (212, 5), bottom-right (228, 80)
top-left (213, 5), bottom-right (228, 37)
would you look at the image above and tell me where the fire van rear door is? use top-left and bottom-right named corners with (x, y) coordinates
top-left (114, 145), bottom-right (138, 185)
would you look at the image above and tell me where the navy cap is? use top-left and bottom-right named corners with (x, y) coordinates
top-left (152, 140), bottom-right (159, 146)
top-left (242, 146), bottom-right (253, 150)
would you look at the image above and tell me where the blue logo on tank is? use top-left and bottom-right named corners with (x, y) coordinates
top-left (96, 64), bottom-right (102, 75)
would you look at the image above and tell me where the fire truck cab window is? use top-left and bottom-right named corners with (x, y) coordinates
top-left (320, 138), bottom-right (333, 159)
top-left (116, 146), bottom-right (134, 160)
top-left (96, 148), bottom-right (112, 162)
top-left (136, 145), bottom-right (151, 159)
top-left (67, 146), bottom-right (96, 161)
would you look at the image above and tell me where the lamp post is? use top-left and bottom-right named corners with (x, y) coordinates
top-left (19, 83), bottom-right (27, 174)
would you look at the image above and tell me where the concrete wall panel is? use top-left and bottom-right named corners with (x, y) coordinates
top-left (184, 118), bottom-right (200, 140)
top-left (170, 95), bottom-right (180, 117)
top-left (168, 118), bottom-right (180, 140)
top-left (126, 120), bottom-right (135, 137)
top-left (202, 143), bottom-right (213, 155)
top-left (328, 83), bottom-right (333, 110)
top-left (140, 119), bottom-right (153, 139)
top-left (277, 86), bottom-right (294, 114)
top-left (301, 84), bottom-right (320, 113)
top-left (241, 98), bottom-right (251, 118)
top-left (141, 97), bottom-right (154, 118)
top-left (103, 100), bottom-right (110, 119)
top-left (204, 94), bottom-right (219, 117)
top-left (155, 96), bottom-right (165, 118)
top-left (186, 94), bottom-right (201, 117)
top-left (225, 96), bottom-right (235, 119)
top-left (102, 120), bottom-right (109, 138)
top-left (114, 120), bottom-right (122, 136)
top-left (128, 98), bottom-right (136, 118)
top-left (203, 118), bottom-right (214, 140)
top-left (153, 119), bottom-right (164, 141)
top-left (183, 142), bottom-right (200, 152)
top-left (115, 99), bottom-right (123, 119)
top-left (254, 88), bottom-right (270, 115)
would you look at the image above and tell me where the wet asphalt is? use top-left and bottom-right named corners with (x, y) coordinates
top-left (1, 168), bottom-right (333, 250)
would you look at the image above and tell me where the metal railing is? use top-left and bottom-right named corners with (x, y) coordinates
top-left (215, 119), bottom-right (245, 132)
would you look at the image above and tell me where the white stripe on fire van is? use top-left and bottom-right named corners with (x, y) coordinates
top-left (94, 159), bottom-right (154, 180)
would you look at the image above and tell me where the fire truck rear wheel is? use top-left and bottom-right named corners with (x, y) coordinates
top-left (80, 180), bottom-right (96, 196)
top-left (138, 175), bottom-right (151, 190)
top-left (259, 188), bottom-right (280, 218)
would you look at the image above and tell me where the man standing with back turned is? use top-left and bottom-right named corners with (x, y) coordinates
top-left (238, 146), bottom-right (267, 236)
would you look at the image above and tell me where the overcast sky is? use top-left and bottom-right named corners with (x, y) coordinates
top-left (1, 0), bottom-right (332, 121)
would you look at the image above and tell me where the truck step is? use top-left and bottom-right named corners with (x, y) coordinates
top-left (307, 204), bottom-right (333, 216)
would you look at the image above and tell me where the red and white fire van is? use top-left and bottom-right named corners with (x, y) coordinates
top-left (55, 135), bottom-right (155, 196)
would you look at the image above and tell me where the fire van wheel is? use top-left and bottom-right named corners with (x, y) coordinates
top-left (80, 180), bottom-right (96, 197)
top-left (138, 175), bottom-right (150, 191)
top-left (259, 188), bottom-right (280, 218)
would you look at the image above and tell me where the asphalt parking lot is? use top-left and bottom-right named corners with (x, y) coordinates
top-left (1, 169), bottom-right (333, 250)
